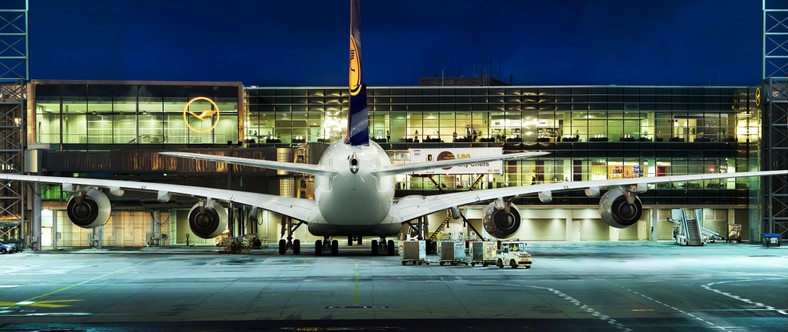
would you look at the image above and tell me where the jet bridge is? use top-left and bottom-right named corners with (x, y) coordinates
top-left (668, 209), bottom-right (723, 246)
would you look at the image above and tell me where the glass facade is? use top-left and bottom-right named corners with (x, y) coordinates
top-left (33, 81), bottom-right (242, 148)
top-left (32, 83), bottom-right (761, 197)
top-left (246, 86), bottom-right (759, 145)
top-left (28, 81), bottom-right (767, 244)
top-left (245, 86), bottom-right (762, 202)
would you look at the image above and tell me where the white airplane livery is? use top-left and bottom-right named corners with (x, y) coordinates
top-left (2, 0), bottom-right (786, 256)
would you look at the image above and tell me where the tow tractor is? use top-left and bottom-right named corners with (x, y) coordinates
top-left (496, 241), bottom-right (532, 269)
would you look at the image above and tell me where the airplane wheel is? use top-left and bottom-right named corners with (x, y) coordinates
top-left (278, 240), bottom-right (286, 255)
top-left (331, 240), bottom-right (339, 256)
top-left (315, 240), bottom-right (322, 256)
top-left (387, 240), bottom-right (395, 256)
top-left (293, 239), bottom-right (300, 255)
top-left (371, 240), bottom-right (379, 256)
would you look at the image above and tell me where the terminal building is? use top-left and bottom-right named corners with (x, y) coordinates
top-left (11, 79), bottom-right (768, 249)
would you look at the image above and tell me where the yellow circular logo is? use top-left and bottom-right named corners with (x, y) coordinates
top-left (183, 97), bottom-right (220, 133)
top-left (349, 35), bottom-right (362, 96)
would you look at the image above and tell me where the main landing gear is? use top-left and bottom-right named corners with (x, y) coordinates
top-left (279, 216), bottom-right (306, 255)
top-left (371, 238), bottom-right (395, 256)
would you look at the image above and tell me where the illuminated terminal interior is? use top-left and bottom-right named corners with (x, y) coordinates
top-left (26, 81), bottom-right (765, 247)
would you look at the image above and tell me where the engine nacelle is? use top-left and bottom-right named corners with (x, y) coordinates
top-left (599, 187), bottom-right (643, 228)
top-left (188, 201), bottom-right (228, 239)
top-left (482, 201), bottom-right (521, 239)
top-left (66, 188), bottom-right (111, 228)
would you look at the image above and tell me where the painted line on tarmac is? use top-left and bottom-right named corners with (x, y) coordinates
top-left (618, 285), bottom-right (728, 331)
top-left (354, 260), bottom-right (360, 306)
top-left (702, 278), bottom-right (788, 316)
top-left (524, 285), bottom-right (632, 332)
top-left (20, 261), bottom-right (145, 304)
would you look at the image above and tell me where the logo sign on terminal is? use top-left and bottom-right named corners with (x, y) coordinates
top-left (183, 97), bottom-right (220, 133)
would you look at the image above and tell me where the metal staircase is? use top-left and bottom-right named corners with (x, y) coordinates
top-left (668, 209), bottom-right (705, 246)
top-left (428, 214), bottom-right (453, 241)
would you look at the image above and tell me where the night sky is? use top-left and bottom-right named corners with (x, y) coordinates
top-left (29, 0), bottom-right (762, 87)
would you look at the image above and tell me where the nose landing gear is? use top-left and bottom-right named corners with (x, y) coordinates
top-left (315, 237), bottom-right (339, 256)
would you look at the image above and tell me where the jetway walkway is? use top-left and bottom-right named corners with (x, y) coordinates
top-left (668, 209), bottom-right (723, 246)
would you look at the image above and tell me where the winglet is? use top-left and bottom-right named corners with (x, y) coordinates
top-left (345, 0), bottom-right (369, 146)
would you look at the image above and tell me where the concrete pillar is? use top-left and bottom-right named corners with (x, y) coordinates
top-left (52, 210), bottom-right (58, 251)
top-left (565, 216), bottom-right (580, 242)
top-left (609, 227), bottom-right (620, 241)
top-left (94, 225), bottom-right (103, 249)
top-left (651, 208), bottom-right (659, 242)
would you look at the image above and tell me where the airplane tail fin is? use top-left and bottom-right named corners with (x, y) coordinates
top-left (345, 0), bottom-right (369, 146)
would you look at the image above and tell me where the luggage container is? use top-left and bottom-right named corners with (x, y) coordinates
top-left (400, 240), bottom-right (429, 265)
top-left (762, 233), bottom-right (782, 247)
top-left (469, 241), bottom-right (498, 267)
top-left (438, 241), bottom-right (468, 266)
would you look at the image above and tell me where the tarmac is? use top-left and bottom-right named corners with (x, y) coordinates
top-left (0, 241), bottom-right (786, 331)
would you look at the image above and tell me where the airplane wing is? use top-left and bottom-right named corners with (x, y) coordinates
top-left (371, 151), bottom-right (549, 176)
top-left (159, 151), bottom-right (336, 177)
top-left (0, 174), bottom-right (316, 222)
top-left (393, 170), bottom-right (788, 222)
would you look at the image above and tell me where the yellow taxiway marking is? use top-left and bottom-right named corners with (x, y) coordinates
top-left (0, 261), bottom-right (144, 309)
top-left (0, 299), bottom-right (82, 308)
top-left (353, 260), bottom-right (360, 306)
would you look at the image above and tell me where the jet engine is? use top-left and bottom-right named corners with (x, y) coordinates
top-left (598, 187), bottom-right (643, 228)
top-left (66, 188), bottom-right (111, 228)
top-left (188, 200), bottom-right (228, 239)
top-left (482, 201), bottom-right (521, 239)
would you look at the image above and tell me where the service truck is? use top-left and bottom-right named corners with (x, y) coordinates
top-left (496, 241), bottom-right (532, 269)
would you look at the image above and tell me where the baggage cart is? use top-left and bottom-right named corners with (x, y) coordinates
top-left (469, 241), bottom-right (498, 267)
top-left (400, 240), bottom-right (429, 265)
top-left (438, 241), bottom-right (468, 266)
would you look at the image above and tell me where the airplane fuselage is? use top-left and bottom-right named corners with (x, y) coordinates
top-left (309, 140), bottom-right (400, 236)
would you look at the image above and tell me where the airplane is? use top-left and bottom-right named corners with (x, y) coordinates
top-left (2, 0), bottom-right (786, 256)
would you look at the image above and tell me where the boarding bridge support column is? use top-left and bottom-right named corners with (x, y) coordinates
top-left (149, 211), bottom-right (154, 246)
top-left (651, 208), bottom-right (659, 242)
top-left (155, 210), bottom-right (162, 247)
top-left (30, 183), bottom-right (41, 252)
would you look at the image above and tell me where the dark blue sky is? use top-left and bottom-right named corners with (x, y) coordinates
top-left (29, 0), bottom-right (762, 86)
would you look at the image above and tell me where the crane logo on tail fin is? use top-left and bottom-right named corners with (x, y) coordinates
top-left (349, 35), bottom-right (362, 96)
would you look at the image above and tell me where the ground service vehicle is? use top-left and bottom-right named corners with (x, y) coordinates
top-left (497, 241), bottom-right (532, 269)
